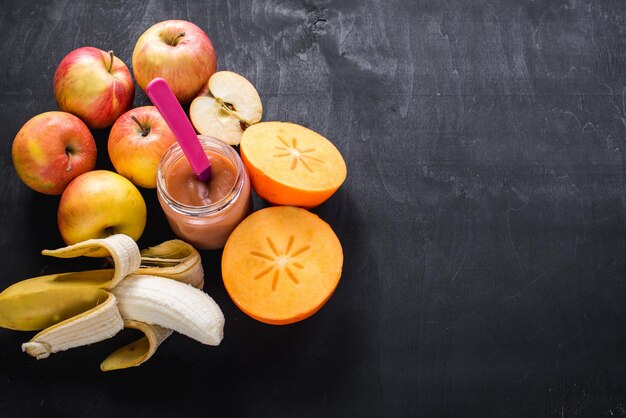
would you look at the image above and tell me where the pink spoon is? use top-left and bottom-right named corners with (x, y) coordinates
top-left (146, 78), bottom-right (212, 182)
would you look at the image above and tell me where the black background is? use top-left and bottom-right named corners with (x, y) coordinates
top-left (1, 0), bottom-right (625, 416)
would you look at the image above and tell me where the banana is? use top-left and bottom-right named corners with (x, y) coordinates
top-left (0, 235), bottom-right (224, 370)
top-left (100, 239), bottom-right (206, 370)
top-left (112, 275), bottom-right (224, 346)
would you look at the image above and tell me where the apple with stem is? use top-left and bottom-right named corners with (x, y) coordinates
top-left (58, 170), bottom-right (147, 256)
top-left (54, 47), bottom-right (135, 129)
top-left (132, 20), bottom-right (217, 104)
top-left (108, 106), bottom-right (177, 189)
top-left (189, 71), bottom-right (263, 146)
top-left (12, 111), bottom-right (97, 195)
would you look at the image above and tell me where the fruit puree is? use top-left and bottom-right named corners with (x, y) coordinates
top-left (157, 136), bottom-right (251, 249)
top-left (166, 151), bottom-right (237, 207)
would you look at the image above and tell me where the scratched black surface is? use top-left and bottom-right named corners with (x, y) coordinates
top-left (0, 0), bottom-right (625, 417)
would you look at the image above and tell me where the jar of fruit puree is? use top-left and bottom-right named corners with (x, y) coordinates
top-left (156, 136), bottom-right (251, 249)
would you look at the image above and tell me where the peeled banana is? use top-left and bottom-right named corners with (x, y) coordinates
top-left (98, 238), bottom-right (210, 370)
top-left (0, 235), bottom-right (224, 371)
top-left (113, 275), bottom-right (224, 346)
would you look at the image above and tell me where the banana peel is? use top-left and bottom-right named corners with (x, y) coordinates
top-left (22, 291), bottom-right (123, 359)
top-left (0, 270), bottom-right (115, 331)
top-left (41, 234), bottom-right (141, 289)
top-left (137, 240), bottom-right (205, 289)
top-left (100, 320), bottom-right (172, 372)
top-left (0, 235), bottom-right (223, 371)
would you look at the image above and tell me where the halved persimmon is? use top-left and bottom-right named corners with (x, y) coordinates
top-left (240, 122), bottom-right (347, 208)
top-left (221, 206), bottom-right (343, 325)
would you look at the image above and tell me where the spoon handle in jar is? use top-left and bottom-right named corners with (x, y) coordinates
top-left (146, 77), bottom-right (212, 182)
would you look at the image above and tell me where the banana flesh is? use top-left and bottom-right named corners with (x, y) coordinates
top-left (113, 275), bottom-right (224, 346)
top-left (0, 235), bottom-right (224, 370)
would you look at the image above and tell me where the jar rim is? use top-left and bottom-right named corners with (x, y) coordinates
top-left (156, 135), bottom-right (245, 217)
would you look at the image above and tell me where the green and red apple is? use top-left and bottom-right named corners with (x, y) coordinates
top-left (54, 47), bottom-right (135, 129)
top-left (12, 111), bottom-right (97, 195)
top-left (108, 106), bottom-right (177, 189)
top-left (58, 170), bottom-right (147, 255)
top-left (132, 20), bottom-right (217, 104)
top-left (189, 71), bottom-right (263, 145)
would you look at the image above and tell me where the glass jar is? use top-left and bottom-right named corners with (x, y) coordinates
top-left (156, 136), bottom-right (251, 249)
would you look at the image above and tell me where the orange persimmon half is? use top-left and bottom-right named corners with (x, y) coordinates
top-left (222, 206), bottom-right (343, 325)
top-left (240, 122), bottom-right (347, 208)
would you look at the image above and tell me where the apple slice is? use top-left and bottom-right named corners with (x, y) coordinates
top-left (189, 71), bottom-right (262, 145)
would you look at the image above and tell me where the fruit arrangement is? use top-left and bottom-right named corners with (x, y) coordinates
top-left (5, 19), bottom-right (347, 370)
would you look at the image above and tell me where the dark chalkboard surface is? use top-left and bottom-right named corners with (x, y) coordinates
top-left (0, 0), bottom-right (625, 416)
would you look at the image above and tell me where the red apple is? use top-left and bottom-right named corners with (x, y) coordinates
top-left (12, 111), bottom-right (97, 195)
top-left (108, 106), bottom-right (177, 189)
top-left (132, 20), bottom-right (217, 104)
top-left (54, 47), bottom-right (135, 129)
